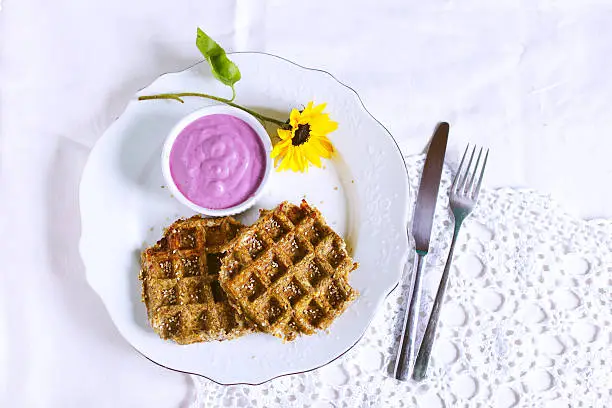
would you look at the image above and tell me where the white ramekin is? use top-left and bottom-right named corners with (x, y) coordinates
top-left (161, 105), bottom-right (273, 217)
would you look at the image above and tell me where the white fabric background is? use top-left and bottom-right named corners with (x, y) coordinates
top-left (1, 0), bottom-right (611, 406)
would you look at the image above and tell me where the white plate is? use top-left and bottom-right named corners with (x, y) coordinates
top-left (79, 53), bottom-right (410, 385)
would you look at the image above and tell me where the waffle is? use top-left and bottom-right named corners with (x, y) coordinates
top-left (219, 201), bottom-right (358, 340)
top-left (140, 215), bottom-right (252, 344)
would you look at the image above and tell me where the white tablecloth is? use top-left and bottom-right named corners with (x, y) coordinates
top-left (2, 0), bottom-right (611, 406)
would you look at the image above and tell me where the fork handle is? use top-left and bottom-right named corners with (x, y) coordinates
top-left (394, 251), bottom-right (426, 381)
top-left (412, 222), bottom-right (462, 381)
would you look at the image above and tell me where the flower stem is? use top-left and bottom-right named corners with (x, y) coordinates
top-left (138, 92), bottom-right (287, 127)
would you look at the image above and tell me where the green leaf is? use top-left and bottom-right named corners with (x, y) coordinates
top-left (196, 28), bottom-right (241, 99)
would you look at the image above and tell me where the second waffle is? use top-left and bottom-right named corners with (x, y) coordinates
top-left (219, 200), bottom-right (358, 341)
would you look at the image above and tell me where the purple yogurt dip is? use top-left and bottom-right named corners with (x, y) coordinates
top-left (169, 114), bottom-right (266, 209)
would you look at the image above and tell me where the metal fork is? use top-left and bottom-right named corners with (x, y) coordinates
top-left (412, 145), bottom-right (489, 381)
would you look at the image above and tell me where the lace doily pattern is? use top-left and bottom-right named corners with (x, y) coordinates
top-left (190, 155), bottom-right (612, 408)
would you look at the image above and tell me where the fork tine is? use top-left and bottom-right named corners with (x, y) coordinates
top-left (473, 148), bottom-right (489, 199)
top-left (465, 147), bottom-right (483, 195)
top-left (458, 146), bottom-right (476, 194)
top-left (451, 145), bottom-right (470, 193)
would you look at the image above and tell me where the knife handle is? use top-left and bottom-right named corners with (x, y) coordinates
top-left (394, 251), bottom-right (426, 381)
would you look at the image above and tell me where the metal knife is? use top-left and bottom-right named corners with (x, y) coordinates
top-left (393, 122), bottom-right (449, 381)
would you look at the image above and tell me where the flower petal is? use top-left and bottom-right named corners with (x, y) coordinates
top-left (290, 148), bottom-right (302, 172)
top-left (272, 141), bottom-right (289, 167)
top-left (312, 102), bottom-right (327, 114)
top-left (300, 147), bottom-right (310, 172)
top-left (271, 139), bottom-right (290, 158)
top-left (302, 143), bottom-right (322, 167)
top-left (310, 115), bottom-right (338, 135)
top-left (289, 109), bottom-right (301, 128)
top-left (318, 137), bottom-right (335, 155)
top-left (277, 146), bottom-right (293, 171)
top-left (270, 142), bottom-right (282, 158)
top-left (293, 146), bottom-right (303, 172)
top-left (310, 136), bottom-right (335, 158)
top-left (277, 128), bottom-right (293, 140)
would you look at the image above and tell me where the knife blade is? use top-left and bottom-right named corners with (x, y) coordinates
top-left (412, 122), bottom-right (449, 253)
top-left (394, 122), bottom-right (449, 381)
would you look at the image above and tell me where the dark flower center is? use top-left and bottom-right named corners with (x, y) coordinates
top-left (292, 124), bottom-right (311, 146)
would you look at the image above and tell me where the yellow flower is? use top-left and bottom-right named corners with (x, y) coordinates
top-left (271, 101), bottom-right (338, 172)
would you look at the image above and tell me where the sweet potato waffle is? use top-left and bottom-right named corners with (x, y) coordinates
top-left (140, 216), bottom-right (252, 344)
